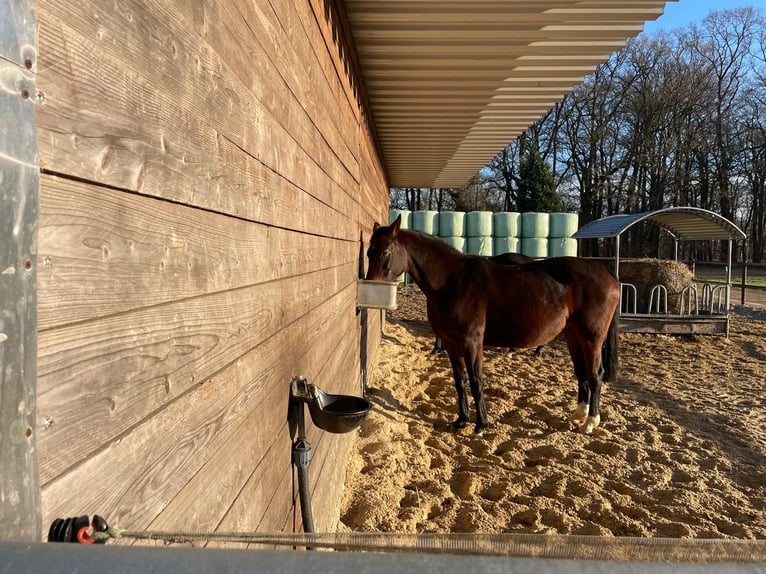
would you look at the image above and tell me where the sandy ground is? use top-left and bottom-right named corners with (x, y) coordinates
top-left (339, 285), bottom-right (766, 538)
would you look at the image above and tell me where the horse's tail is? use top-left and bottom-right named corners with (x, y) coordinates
top-left (601, 312), bottom-right (619, 383)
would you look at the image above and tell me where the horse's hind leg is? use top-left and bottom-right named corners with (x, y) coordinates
top-left (566, 337), bottom-right (589, 425)
top-left (580, 342), bottom-right (604, 434)
top-left (566, 335), bottom-right (604, 433)
top-left (446, 352), bottom-right (470, 429)
top-left (464, 342), bottom-right (489, 436)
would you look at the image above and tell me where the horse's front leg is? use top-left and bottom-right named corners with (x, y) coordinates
top-left (446, 352), bottom-right (470, 429)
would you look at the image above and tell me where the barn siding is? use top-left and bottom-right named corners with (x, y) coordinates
top-left (34, 0), bottom-right (387, 537)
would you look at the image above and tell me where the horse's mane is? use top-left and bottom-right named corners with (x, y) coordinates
top-left (399, 228), bottom-right (463, 256)
top-left (398, 228), bottom-right (470, 290)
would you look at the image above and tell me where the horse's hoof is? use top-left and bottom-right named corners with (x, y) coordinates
top-left (579, 415), bottom-right (601, 434)
top-left (473, 424), bottom-right (486, 437)
top-left (568, 403), bottom-right (588, 424)
top-left (453, 419), bottom-right (469, 430)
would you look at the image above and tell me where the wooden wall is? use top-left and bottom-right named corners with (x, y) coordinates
top-left (33, 0), bottom-right (388, 538)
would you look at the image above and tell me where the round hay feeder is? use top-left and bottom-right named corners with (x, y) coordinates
top-left (573, 207), bottom-right (746, 336)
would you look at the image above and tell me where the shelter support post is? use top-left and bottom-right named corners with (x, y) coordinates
top-left (615, 234), bottom-right (621, 317)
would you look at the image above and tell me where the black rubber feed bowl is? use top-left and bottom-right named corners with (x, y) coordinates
top-left (307, 388), bottom-right (371, 434)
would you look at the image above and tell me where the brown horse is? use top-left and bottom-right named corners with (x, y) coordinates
top-left (431, 251), bottom-right (535, 354)
top-left (366, 215), bottom-right (619, 436)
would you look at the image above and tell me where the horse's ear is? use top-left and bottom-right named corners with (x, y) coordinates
top-left (373, 221), bottom-right (381, 233)
top-left (390, 214), bottom-right (401, 235)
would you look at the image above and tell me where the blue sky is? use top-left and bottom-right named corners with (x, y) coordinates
top-left (643, 0), bottom-right (759, 33)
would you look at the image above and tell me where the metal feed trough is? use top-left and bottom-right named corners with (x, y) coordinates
top-left (573, 207), bottom-right (746, 336)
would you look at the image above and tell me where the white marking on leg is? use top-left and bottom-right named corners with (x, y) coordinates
top-left (580, 414), bottom-right (601, 434)
top-left (569, 402), bottom-right (588, 423)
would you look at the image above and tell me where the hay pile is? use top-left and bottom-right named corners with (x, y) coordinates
top-left (618, 258), bottom-right (693, 314)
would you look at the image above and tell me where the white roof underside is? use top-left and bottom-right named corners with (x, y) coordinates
top-left (572, 207), bottom-right (747, 241)
top-left (344, 0), bottom-right (675, 188)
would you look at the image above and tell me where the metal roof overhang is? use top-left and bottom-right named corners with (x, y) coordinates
top-left (572, 207), bottom-right (747, 241)
top-left (343, 0), bottom-right (676, 188)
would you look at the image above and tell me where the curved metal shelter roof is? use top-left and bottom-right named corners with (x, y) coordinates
top-left (572, 207), bottom-right (746, 241)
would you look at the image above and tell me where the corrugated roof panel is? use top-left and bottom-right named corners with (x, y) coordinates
top-left (344, 0), bottom-right (675, 188)
top-left (572, 208), bottom-right (746, 241)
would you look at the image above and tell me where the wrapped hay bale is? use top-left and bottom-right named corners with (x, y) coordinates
top-left (467, 236), bottom-right (493, 256)
top-left (521, 237), bottom-right (548, 258)
top-left (493, 236), bottom-right (520, 255)
top-left (548, 237), bottom-right (578, 257)
top-left (618, 259), bottom-right (694, 314)
top-left (493, 212), bottom-right (520, 237)
top-left (549, 212), bottom-right (579, 238)
top-left (389, 210), bottom-right (411, 229)
top-left (521, 212), bottom-right (549, 238)
top-left (466, 211), bottom-right (493, 237)
top-left (441, 236), bottom-right (466, 253)
top-left (411, 210), bottom-right (439, 235)
top-left (438, 211), bottom-right (465, 237)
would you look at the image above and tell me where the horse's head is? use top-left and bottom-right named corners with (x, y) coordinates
top-left (366, 215), bottom-right (407, 281)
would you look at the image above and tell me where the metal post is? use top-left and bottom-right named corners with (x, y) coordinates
top-left (0, 0), bottom-right (41, 542)
top-left (614, 234), bottom-right (621, 317)
top-left (291, 404), bottom-right (315, 537)
top-left (726, 239), bottom-right (732, 311)
top-left (741, 241), bottom-right (748, 306)
top-left (741, 260), bottom-right (747, 306)
top-left (288, 379), bottom-right (315, 544)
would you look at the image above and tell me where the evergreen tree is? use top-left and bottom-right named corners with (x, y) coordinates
top-left (517, 148), bottom-right (564, 212)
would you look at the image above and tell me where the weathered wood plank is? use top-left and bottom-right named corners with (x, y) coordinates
top-left (213, 331), bottom-right (361, 537)
top-left (174, 318), bottom-right (362, 540)
top-left (40, 281), bottom-right (360, 531)
top-left (187, 0), bottom-right (361, 184)
top-left (262, 0), bottom-right (360, 156)
top-left (305, 0), bottom-right (386, 201)
top-left (34, 5), bottom-right (361, 231)
top-left (33, 0), bottom-right (389, 544)
top-left (37, 260), bottom-right (356, 485)
top-left (619, 314), bottom-right (729, 335)
top-left (183, 0), bottom-right (360, 190)
top-left (37, 175), bottom-right (355, 330)
top-left (309, 430), bottom-right (359, 532)
top-left (152, 315), bottom-right (360, 535)
top-left (359, 133), bottom-right (389, 224)
top-left (305, 0), bottom-right (360, 127)
top-left (212, 135), bottom-right (358, 241)
top-left (35, 0), bottom-right (360, 190)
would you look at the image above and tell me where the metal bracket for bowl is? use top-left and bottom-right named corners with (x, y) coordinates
top-left (289, 377), bottom-right (371, 434)
top-left (287, 377), bottom-right (371, 537)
